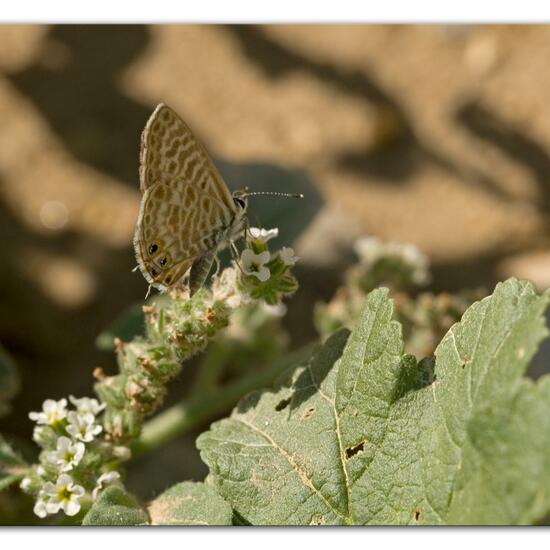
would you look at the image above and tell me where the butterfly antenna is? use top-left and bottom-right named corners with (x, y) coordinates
top-left (243, 191), bottom-right (304, 199)
top-left (132, 265), bottom-right (140, 273)
top-left (144, 284), bottom-right (152, 300)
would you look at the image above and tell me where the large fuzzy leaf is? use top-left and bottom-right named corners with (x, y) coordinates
top-left (198, 279), bottom-right (550, 525)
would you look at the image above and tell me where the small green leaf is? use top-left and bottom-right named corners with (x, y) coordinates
top-left (0, 435), bottom-right (26, 493)
top-left (148, 481), bottom-right (232, 525)
top-left (198, 279), bottom-right (550, 525)
top-left (82, 486), bottom-right (149, 526)
top-left (0, 434), bottom-right (26, 467)
top-left (0, 474), bottom-right (23, 492)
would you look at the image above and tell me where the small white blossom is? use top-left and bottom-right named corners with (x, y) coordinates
top-left (241, 249), bottom-right (271, 282)
top-left (261, 301), bottom-right (287, 317)
top-left (353, 236), bottom-right (430, 286)
top-left (112, 446), bottom-right (132, 461)
top-left (248, 227), bottom-right (279, 242)
top-left (69, 396), bottom-right (105, 416)
top-left (92, 471), bottom-right (121, 500)
top-left (354, 236), bottom-right (386, 263)
top-left (212, 267), bottom-right (247, 308)
top-left (33, 492), bottom-right (49, 518)
top-left (29, 399), bottom-right (68, 426)
top-left (43, 474), bottom-right (85, 516)
top-left (20, 477), bottom-right (32, 491)
top-left (66, 411), bottom-right (102, 442)
top-left (32, 426), bottom-right (46, 444)
top-left (279, 247), bottom-right (299, 266)
top-left (46, 436), bottom-right (85, 472)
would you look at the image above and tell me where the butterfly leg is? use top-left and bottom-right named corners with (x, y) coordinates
top-left (243, 217), bottom-right (251, 241)
top-left (144, 284), bottom-right (153, 300)
top-left (230, 240), bottom-right (240, 261)
top-left (230, 240), bottom-right (245, 275)
top-left (212, 255), bottom-right (221, 278)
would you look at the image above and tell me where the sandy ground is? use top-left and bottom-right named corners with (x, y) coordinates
top-left (2, 24), bottom-right (550, 499)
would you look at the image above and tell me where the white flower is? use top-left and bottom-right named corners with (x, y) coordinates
top-left (248, 227), bottom-right (279, 242)
top-left (241, 249), bottom-right (271, 282)
top-left (112, 446), bottom-right (132, 461)
top-left (43, 474), bottom-right (85, 516)
top-left (46, 436), bottom-right (85, 472)
top-left (20, 477), bottom-right (32, 491)
top-left (66, 411), bottom-right (102, 442)
top-left (33, 492), bottom-right (49, 518)
top-left (69, 396), bottom-right (105, 416)
top-left (279, 247), bottom-right (299, 266)
top-left (212, 266), bottom-right (237, 298)
top-left (32, 426), bottom-right (46, 444)
top-left (260, 301), bottom-right (288, 318)
top-left (212, 267), bottom-right (246, 308)
top-left (92, 471), bottom-right (121, 500)
top-left (353, 236), bottom-right (430, 286)
top-left (29, 399), bottom-right (68, 425)
top-left (353, 236), bottom-right (382, 263)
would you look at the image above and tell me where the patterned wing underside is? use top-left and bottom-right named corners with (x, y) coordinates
top-left (139, 103), bottom-right (236, 211)
top-left (134, 178), bottom-right (235, 290)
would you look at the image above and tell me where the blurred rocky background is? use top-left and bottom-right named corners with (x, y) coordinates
top-left (2, 24), bottom-right (550, 514)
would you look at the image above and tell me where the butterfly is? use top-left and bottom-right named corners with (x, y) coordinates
top-left (133, 103), bottom-right (249, 296)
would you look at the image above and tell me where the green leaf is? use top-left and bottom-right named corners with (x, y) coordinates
top-left (0, 435), bottom-right (26, 493)
top-left (82, 486), bottom-right (149, 526)
top-left (0, 474), bottom-right (23, 492)
top-left (0, 435), bottom-right (26, 467)
top-left (148, 481), bottom-right (232, 525)
top-left (198, 279), bottom-right (550, 525)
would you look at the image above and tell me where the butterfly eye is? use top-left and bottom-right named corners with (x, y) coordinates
top-left (233, 197), bottom-right (246, 210)
top-left (148, 243), bottom-right (158, 255)
top-left (159, 257), bottom-right (168, 267)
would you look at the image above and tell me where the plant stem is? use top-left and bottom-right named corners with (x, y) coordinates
top-left (131, 344), bottom-right (314, 457)
top-left (191, 341), bottom-right (227, 394)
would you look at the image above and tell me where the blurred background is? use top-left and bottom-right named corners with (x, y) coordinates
top-left (2, 24), bottom-right (550, 518)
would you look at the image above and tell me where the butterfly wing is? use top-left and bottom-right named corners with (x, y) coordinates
top-left (139, 103), bottom-right (235, 208)
top-left (135, 103), bottom-right (240, 292)
top-left (134, 178), bottom-right (237, 291)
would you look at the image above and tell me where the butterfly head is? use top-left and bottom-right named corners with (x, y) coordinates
top-left (231, 190), bottom-right (249, 214)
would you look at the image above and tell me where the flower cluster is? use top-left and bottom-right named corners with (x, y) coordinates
top-left (20, 396), bottom-right (125, 518)
top-left (315, 235), bottom-right (484, 358)
top-left (236, 227), bottom-right (299, 305)
top-left (353, 235), bottom-right (431, 291)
